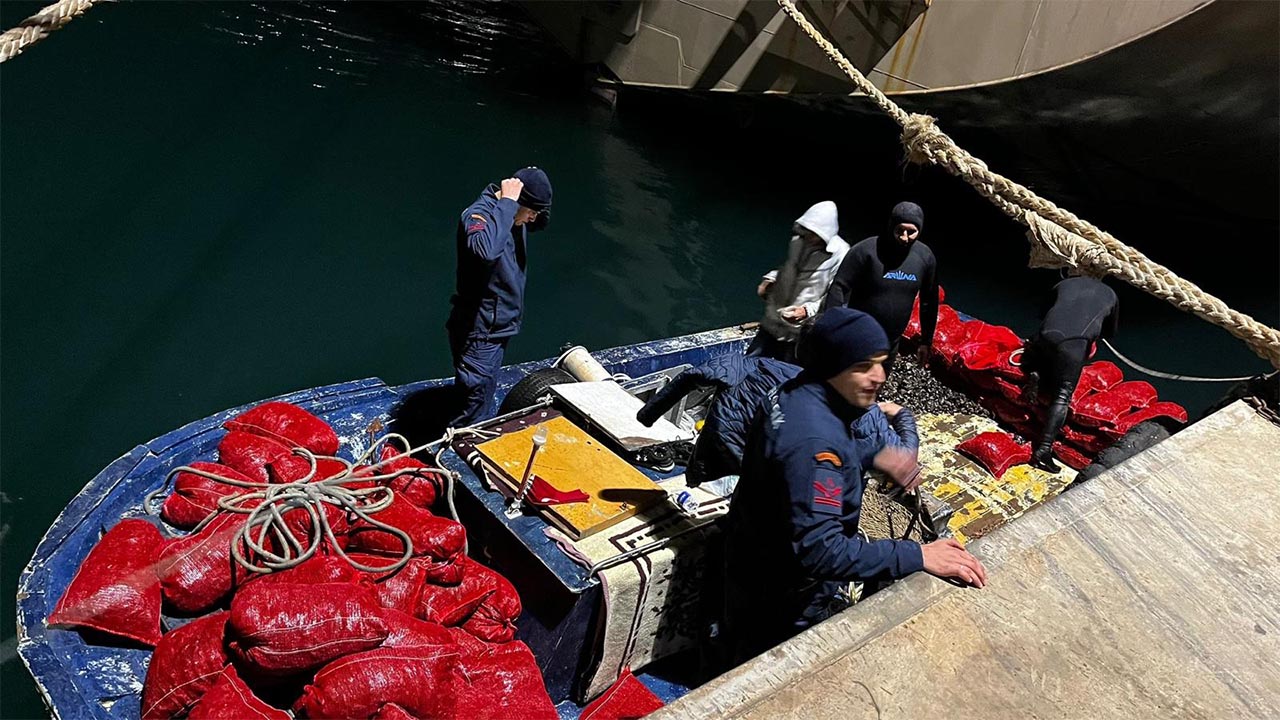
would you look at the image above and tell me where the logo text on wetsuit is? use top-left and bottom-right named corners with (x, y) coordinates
top-left (883, 270), bottom-right (918, 281)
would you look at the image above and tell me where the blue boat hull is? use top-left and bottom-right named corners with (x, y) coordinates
top-left (17, 324), bottom-right (754, 719)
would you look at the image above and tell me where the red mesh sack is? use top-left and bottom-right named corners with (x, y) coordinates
top-left (374, 445), bottom-right (441, 509)
top-left (218, 431), bottom-right (294, 484)
top-left (246, 552), bottom-right (362, 588)
top-left (268, 455), bottom-right (350, 485)
top-left (48, 519), bottom-right (166, 646)
top-left (1078, 361), bottom-right (1123, 393)
top-left (1052, 442), bottom-right (1092, 471)
top-left (380, 609), bottom-right (455, 649)
top-left (904, 297), bottom-right (922, 341)
top-left (228, 581), bottom-right (388, 677)
top-left (141, 611), bottom-right (230, 719)
top-left (157, 513), bottom-right (249, 614)
top-left (371, 704), bottom-right (418, 720)
top-left (452, 640), bottom-right (556, 720)
top-left (347, 496), bottom-right (466, 562)
top-left (275, 501), bottom-right (351, 554)
top-left (294, 644), bottom-right (462, 719)
top-left (956, 432), bottom-right (1031, 479)
top-left (187, 664), bottom-right (290, 720)
top-left (1112, 401), bottom-right (1188, 434)
top-left (346, 553), bottom-right (432, 614)
top-left (1072, 381), bottom-right (1157, 427)
top-left (581, 666), bottom-right (665, 720)
top-left (460, 562), bottom-right (522, 643)
top-left (161, 462), bottom-right (256, 530)
top-left (1059, 424), bottom-right (1111, 455)
top-left (420, 558), bottom-right (522, 642)
top-left (929, 306), bottom-right (967, 360)
top-left (224, 401), bottom-right (340, 456)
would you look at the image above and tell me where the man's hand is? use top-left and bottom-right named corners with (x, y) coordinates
top-left (756, 279), bottom-right (774, 300)
top-left (921, 538), bottom-right (987, 588)
top-left (877, 401), bottom-right (903, 417)
top-left (778, 305), bottom-right (808, 323)
top-left (499, 177), bottom-right (524, 204)
top-left (872, 445), bottom-right (922, 491)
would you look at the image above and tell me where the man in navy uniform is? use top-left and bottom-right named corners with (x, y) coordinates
top-left (722, 308), bottom-right (986, 663)
top-left (447, 167), bottom-right (552, 427)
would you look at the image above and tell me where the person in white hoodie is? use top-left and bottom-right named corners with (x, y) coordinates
top-left (748, 201), bottom-right (851, 362)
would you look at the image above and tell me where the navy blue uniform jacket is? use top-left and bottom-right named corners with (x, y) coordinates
top-left (449, 184), bottom-right (527, 340)
top-left (725, 374), bottom-right (924, 623)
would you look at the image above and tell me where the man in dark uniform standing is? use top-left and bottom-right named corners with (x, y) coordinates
top-left (722, 308), bottom-right (986, 664)
top-left (821, 201), bottom-right (939, 375)
top-left (447, 167), bottom-right (553, 427)
top-left (1021, 275), bottom-right (1119, 472)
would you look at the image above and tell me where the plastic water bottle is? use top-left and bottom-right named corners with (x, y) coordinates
top-left (672, 490), bottom-right (700, 516)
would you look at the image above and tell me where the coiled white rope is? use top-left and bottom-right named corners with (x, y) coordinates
top-left (145, 429), bottom-right (492, 576)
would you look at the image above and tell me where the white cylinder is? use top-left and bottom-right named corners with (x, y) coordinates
top-left (554, 345), bottom-right (612, 382)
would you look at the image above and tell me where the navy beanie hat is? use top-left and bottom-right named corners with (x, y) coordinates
top-left (514, 167), bottom-right (553, 211)
top-left (890, 201), bottom-right (924, 231)
top-left (803, 308), bottom-right (890, 379)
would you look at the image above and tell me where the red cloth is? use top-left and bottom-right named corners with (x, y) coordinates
top-left (224, 401), bottom-right (340, 456)
top-left (528, 474), bottom-right (589, 506)
top-left (187, 665), bottom-right (290, 720)
top-left (141, 612), bottom-right (230, 719)
top-left (581, 667), bottom-right (664, 720)
top-left (48, 519), bottom-right (166, 647)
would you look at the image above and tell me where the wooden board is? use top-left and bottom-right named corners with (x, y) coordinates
top-left (475, 415), bottom-right (664, 540)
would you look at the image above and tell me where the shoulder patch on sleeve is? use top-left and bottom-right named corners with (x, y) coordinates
top-left (814, 451), bottom-right (842, 467)
top-left (466, 213), bottom-right (488, 234)
top-left (811, 469), bottom-right (843, 515)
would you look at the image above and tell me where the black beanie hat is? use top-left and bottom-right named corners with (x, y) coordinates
top-left (802, 308), bottom-right (890, 380)
top-left (890, 201), bottom-right (924, 231)
top-left (514, 167), bottom-right (553, 211)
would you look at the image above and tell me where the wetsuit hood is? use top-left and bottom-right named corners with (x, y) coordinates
top-left (795, 201), bottom-right (844, 254)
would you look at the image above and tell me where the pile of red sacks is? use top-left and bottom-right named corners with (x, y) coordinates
top-left (904, 291), bottom-right (1187, 473)
top-left (47, 401), bottom-right (555, 719)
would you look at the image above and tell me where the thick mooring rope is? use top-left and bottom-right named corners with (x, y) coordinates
top-left (777, 0), bottom-right (1280, 369)
top-left (0, 0), bottom-right (101, 64)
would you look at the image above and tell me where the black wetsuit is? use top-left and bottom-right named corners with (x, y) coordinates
top-left (821, 236), bottom-right (938, 373)
top-left (1022, 277), bottom-right (1119, 464)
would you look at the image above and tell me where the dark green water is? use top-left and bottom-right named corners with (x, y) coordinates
top-left (2, 2), bottom-right (1275, 716)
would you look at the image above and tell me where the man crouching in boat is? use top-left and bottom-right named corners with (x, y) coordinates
top-left (722, 308), bottom-right (986, 664)
top-left (446, 167), bottom-right (552, 427)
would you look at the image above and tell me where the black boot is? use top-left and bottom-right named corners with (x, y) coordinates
top-left (1029, 447), bottom-right (1061, 473)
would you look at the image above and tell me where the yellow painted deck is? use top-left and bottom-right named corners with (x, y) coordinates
top-left (654, 400), bottom-right (1280, 719)
top-left (475, 415), bottom-right (664, 540)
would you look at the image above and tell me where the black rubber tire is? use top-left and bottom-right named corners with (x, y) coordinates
top-left (498, 367), bottom-right (576, 415)
top-left (1075, 420), bottom-right (1172, 482)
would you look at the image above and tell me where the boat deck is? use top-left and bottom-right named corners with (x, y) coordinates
top-left (656, 399), bottom-right (1280, 719)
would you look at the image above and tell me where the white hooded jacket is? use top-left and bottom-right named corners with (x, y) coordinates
top-left (760, 201), bottom-right (850, 341)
